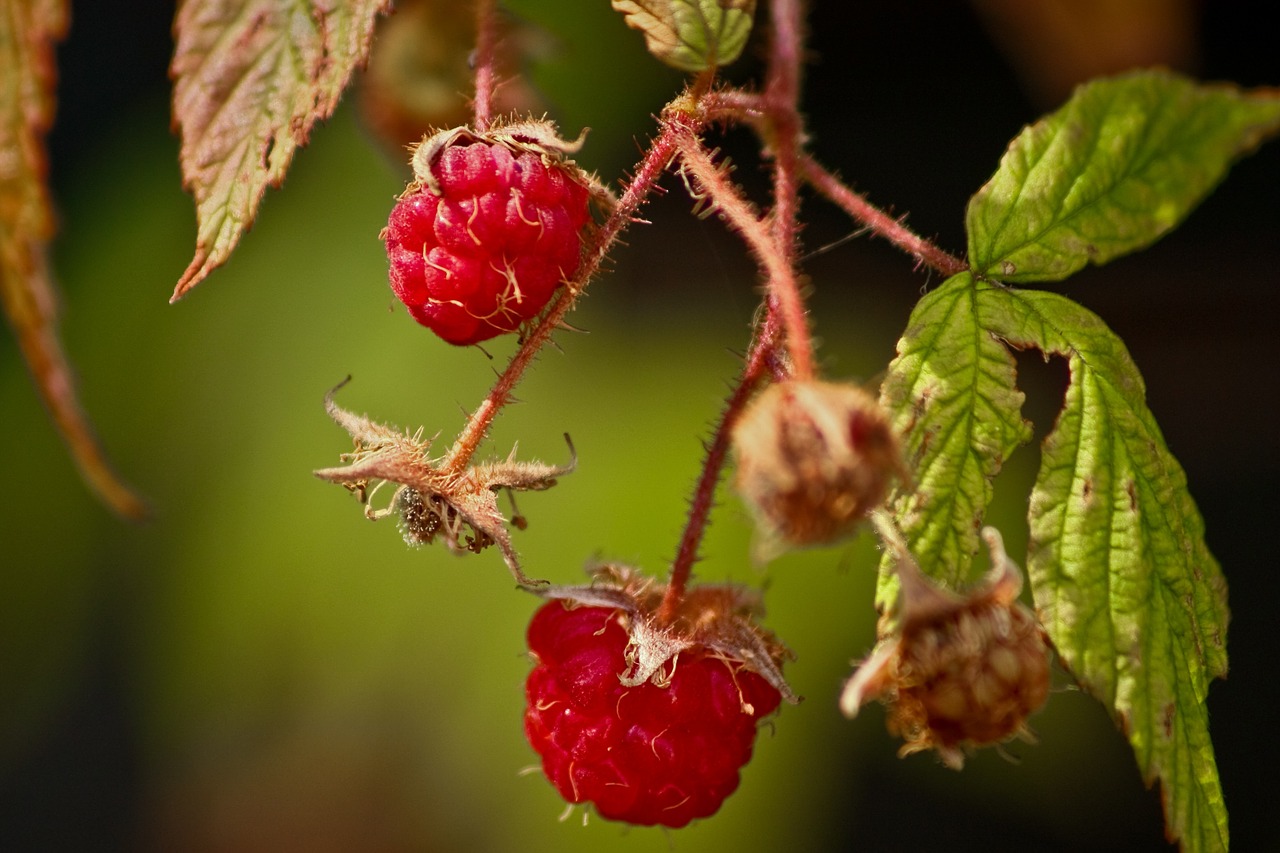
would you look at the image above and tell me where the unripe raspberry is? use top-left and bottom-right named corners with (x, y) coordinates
top-left (842, 525), bottom-right (1051, 769)
top-left (381, 122), bottom-right (592, 345)
top-left (732, 379), bottom-right (904, 559)
top-left (522, 567), bottom-right (795, 827)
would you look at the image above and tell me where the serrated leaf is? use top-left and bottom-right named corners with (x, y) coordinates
top-left (874, 273), bottom-right (1032, 610)
top-left (170, 0), bottom-right (391, 301)
top-left (981, 286), bottom-right (1229, 852)
top-left (967, 70), bottom-right (1280, 282)
top-left (0, 0), bottom-right (146, 518)
top-left (611, 0), bottom-right (755, 73)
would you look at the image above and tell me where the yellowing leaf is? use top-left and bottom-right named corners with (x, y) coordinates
top-left (611, 0), bottom-right (755, 73)
top-left (0, 0), bottom-right (146, 518)
top-left (967, 71), bottom-right (1280, 282)
top-left (170, 0), bottom-right (391, 301)
top-left (981, 286), bottom-right (1230, 853)
top-left (879, 271), bottom-right (1229, 849)
top-left (875, 273), bottom-right (1032, 610)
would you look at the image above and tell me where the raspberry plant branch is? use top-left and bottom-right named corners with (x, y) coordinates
top-left (800, 155), bottom-right (969, 276)
top-left (657, 311), bottom-right (782, 625)
top-left (763, 0), bottom-right (805, 264)
top-left (471, 0), bottom-right (498, 132)
top-left (674, 132), bottom-right (814, 380)
top-left (442, 113), bottom-right (697, 471)
top-left (693, 88), bottom-right (968, 278)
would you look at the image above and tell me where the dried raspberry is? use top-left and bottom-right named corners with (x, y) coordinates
top-left (732, 379), bottom-right (905, 560)
top-left (524, 601), bottom-right (783, 827)
top-left (381, 122), bottom-right (591, 345)
top-left (842, 523), bottom-right (1051, 769)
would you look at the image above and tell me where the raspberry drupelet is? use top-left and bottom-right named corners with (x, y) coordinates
top-left (382, 122), bottom-right (592, 345)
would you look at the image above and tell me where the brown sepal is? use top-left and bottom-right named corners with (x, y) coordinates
top-left (532, 563), bottom-right (799, 704)
top-left (314, 379), bottom-right (573, 586)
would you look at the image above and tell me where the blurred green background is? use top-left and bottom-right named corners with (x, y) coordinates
top-left (3, 2), bottom-right (1277, 851)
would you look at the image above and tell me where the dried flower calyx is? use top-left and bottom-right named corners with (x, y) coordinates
top-left (732, 378), bottom-right (906, 561)
top-left (841, 514), bottom-right (1052, 770)
top-left (314, 379), bottom-right (574, 586)
top-left (531, 563), bottom-right (798, 702)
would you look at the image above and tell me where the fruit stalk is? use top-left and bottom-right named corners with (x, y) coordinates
top-left (674, 133), bottom-right (812, 380)
top-left (658, 309), bottom-right (783, 624)
top-left (471, 0), bottom-right (498, 131)
top-left (444, 114), bottom-right (698, 470)
top-left (799, 155), bottom-right (967, 276)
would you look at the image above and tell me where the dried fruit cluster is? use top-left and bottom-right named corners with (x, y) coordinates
top-left (842, 522), bottom-right (1052, 769)
top-left (732, 378), bottom-right (906, 560)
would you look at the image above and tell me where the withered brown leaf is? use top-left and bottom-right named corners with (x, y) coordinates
top-left (170, 0), bottom-right (391, 300)
top-left (0, 0), bottom-right (146, 518)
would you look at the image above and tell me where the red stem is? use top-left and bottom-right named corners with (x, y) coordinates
top-left (472, 0), bottom-right (498, 131)
top-left (800, 155), bottom-right (968, 276)
top-left (658, 312), bottom-right (781, 624)
top-left (762, 0), bottom-right (813, 380)
top-left (765, 0), bottom-right (802, 252)
top-left (444, 116), bottom-right (694, 470)
top-left (674, 133), bottom-right (811, 379)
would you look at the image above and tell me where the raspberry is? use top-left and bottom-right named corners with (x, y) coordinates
top-left (381, 123), bottom-right (591, 346)
top-left (523, 601), bottom-right (783, 827)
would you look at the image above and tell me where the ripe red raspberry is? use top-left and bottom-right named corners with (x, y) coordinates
top-left (523, 601), bottom-right (783, 828)
top-left (381, 123), bottom-right (591, 346)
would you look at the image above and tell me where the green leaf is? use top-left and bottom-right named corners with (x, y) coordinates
top-left (874, 273), bottom-right (1032, 609)
top-left (0, 0), bottom-right (146, 518)
top-left (967, 70), bottom-right (1280, 282)
top-left (610, 0), bottom-right (755, 72)
top-left (170, 0), bottom-right (391, 301)
top-left (980, 286), bottom-right (1230, 852)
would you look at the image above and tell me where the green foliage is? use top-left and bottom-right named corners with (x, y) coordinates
top-left (967, 70), bottom-right (1280, 282)
top-left (875, 272), bottom-right (1032, 610)
top-left (988, 285), bottom-right (1230, 852)
top-left (610, 0), bottom-right (756, 72)
top-left (877, 71), bottom-right (1265, 852)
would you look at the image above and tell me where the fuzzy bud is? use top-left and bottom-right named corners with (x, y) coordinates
top-left (731, 379), bottom-right (903, 560)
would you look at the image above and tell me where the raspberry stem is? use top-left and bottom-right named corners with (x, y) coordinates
top-left (659, 310), bottom-right (783, 624)
top-left (692, 100), bottom-right (966, 278)
top-left (764, 0), bottom-right (804, 264)
top-left (471, 0), bottom-right (498, 131)
top-left (800, 155), bottom-right (968, 277)
top-left (444, 113), bottom-right (699, 471)
top-left (674, 134), bottom-right (813, 382)
top-left (761, 0), bottom-right (813, 379)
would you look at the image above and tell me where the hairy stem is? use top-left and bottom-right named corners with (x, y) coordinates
top-left (659, 312), bottom-right (781, 624)
top-left (764, 0), bottom-right (803, 254)
top-left (800, 155), bottom-right (968, 276)
top-left (472, 0), bottom-right (498, 131)
top-left (698, 91), bottom-right (967, 278)
top-left (675, 134), bottom-right (811, 380)
top-left (444, 115), bottom-right (696, 470)
top-left (762, 0), bottom-right (813, 380)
